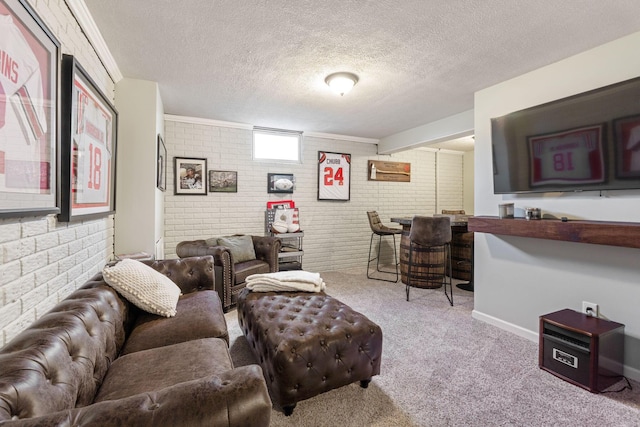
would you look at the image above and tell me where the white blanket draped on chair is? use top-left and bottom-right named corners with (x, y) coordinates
top-left (246, 271), bottom-right (326, 293)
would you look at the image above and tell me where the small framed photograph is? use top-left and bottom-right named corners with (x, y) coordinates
top-left (209, 170), bottom-right (237, 192)
top-left (174, 157), bottom-right (207, 195)
top-left (614, 114), bottom-right (640, 178)
top-left (318, 151), bottom-right (351, 201)
top-left (268, 173), bottom-right (294, 193)
top-left (59, 54), bottom-right (118, 222)
top-left (0, 0), bottom-right (61, 218)
top-left (157, 134), bottom-right (167, 191)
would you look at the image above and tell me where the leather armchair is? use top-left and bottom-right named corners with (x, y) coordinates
top-left (176, 235), bottom-right (281, 311)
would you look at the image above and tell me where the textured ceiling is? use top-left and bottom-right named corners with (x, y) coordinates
top-left (84, 0), bottom-right (640, 141)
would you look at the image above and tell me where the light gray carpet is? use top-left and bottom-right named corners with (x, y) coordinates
top-left (224, 268), bottom-right (640, 426)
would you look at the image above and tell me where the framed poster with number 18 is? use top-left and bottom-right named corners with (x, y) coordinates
top-left (318, 151), bottom-right (350, 201)
top-left (59, 54), bottom-right (118, 221)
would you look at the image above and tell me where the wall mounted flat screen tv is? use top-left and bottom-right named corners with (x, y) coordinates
top-left (491, 76), bottom-right (640, 194)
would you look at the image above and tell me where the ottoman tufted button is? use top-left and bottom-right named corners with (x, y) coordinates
top-left (335, 353), bottom-right (340, 359)
top-left (346, 333), bottom-right (351, 339)
top-left (307, 362), bottom-right (312, 368)
top-left (322, 376), bottom-right (327, 381)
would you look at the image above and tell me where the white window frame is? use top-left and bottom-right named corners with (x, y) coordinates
top-left (253, 127), bottom-right (302, 163)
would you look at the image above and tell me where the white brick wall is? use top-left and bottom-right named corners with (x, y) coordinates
top-left (164, 119), bottom-right (464, 272)
top-left (437, 151), bottom-right (465, 212)
top-left (0, 215), bottom-right (114, 345)
top-left (0, 1), bottom-right (115, 346)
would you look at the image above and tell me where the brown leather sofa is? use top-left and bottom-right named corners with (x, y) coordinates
top-left (176, 235), bottom-right (281, 311)
top-left (0, 256), bottom-right (271, 427)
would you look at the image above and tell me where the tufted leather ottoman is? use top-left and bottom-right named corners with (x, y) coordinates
top-left (237, 288), bottom-right (383, 415)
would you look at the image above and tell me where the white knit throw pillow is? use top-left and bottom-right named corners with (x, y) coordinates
top-left (102, 259), bottom-right (181, 317)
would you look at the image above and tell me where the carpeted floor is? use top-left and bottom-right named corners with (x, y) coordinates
top-left (224, 268), bottom-right (640, 427)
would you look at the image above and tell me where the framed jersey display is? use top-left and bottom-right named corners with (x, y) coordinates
top-left (59, 55), bottom-right (118, 221)
top-left (318, 151), bottom-right (350, 201)
top-left (528, 125), bottom-right (605, 187)
top-left (613, 114), bottom-right (640, 178)
top-left (0, 0), bottom-right (60, 218)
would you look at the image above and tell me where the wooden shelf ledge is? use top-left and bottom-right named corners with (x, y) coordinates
top-left (468, 216), bottom-right (640, 249)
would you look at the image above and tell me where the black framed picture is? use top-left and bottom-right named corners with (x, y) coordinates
top-left (318, 151), bottom-right (351, 201)
top-left (614, 114), bottom-right (640, 178)
top-left (209, 170), bottom-right (237, 192)
top-left (268, 173), bottom-right (294, 193)
top-left (59, 54), bottom-right (118, 222)
top-left (157, 134), bottom-right (167, 191)
top-left (175, 157), bottom-right (207, 195)
top-left (0, 0), bottom-right (61, 218)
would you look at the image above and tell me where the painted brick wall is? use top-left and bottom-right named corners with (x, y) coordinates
top-left (164, 119), bottom-right (464, 272)
top-left (0, 0), bottom-right (115, 346)
top-left (437, 151), bottom-right (465, 212)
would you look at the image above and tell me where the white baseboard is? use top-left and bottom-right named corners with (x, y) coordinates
top-left (472, 309), bottom-right (640, 383)
top-left (623, 364), bottom-right (640, 383)
top-left (472, 309), bottom-right (538, 342)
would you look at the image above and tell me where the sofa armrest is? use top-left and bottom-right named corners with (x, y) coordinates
top-left (175, 241), bottom-right (229, 264)
top-left (142, 256), bottom-right (215, 295)
top-left (176, 241), bottom-right (235, 308)
top-left (252, 236), bottom-right (281, 272)
top-left (1, 366), bottom-right (271, 427)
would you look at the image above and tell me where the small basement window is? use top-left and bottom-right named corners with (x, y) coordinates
top-left (253, 127), bottom-right (301, 162)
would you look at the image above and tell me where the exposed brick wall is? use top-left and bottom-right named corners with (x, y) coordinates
top-left (437, 151), bottom-right (465, 212)
top-left (164, 119), bottom-right (464, 272)
top-left (0, 0), bottom-right (115, 346)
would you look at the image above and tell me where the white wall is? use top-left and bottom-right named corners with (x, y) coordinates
top-left (163, 118), bottom-right (465, 272)
top-left (474, 31), bottom-right (640, 380)
top-left (0, 1), bottom-right (115, 346)
top-left (114, 79), bottom-right (164, 257)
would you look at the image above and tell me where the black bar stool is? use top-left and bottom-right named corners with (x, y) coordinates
top-left (406, 216), bottom-right (453, 305)
top-left (366, 211), bottom-right (401, 282)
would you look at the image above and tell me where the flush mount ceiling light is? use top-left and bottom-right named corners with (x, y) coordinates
top-left (325, 72), bottom-right (359, 96)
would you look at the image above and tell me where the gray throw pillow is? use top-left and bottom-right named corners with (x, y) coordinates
top-left (218, 235), bottom-right (257, 263)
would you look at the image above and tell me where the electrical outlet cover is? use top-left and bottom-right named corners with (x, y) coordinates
top-left (582, 301), bottom-right (599, 317)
